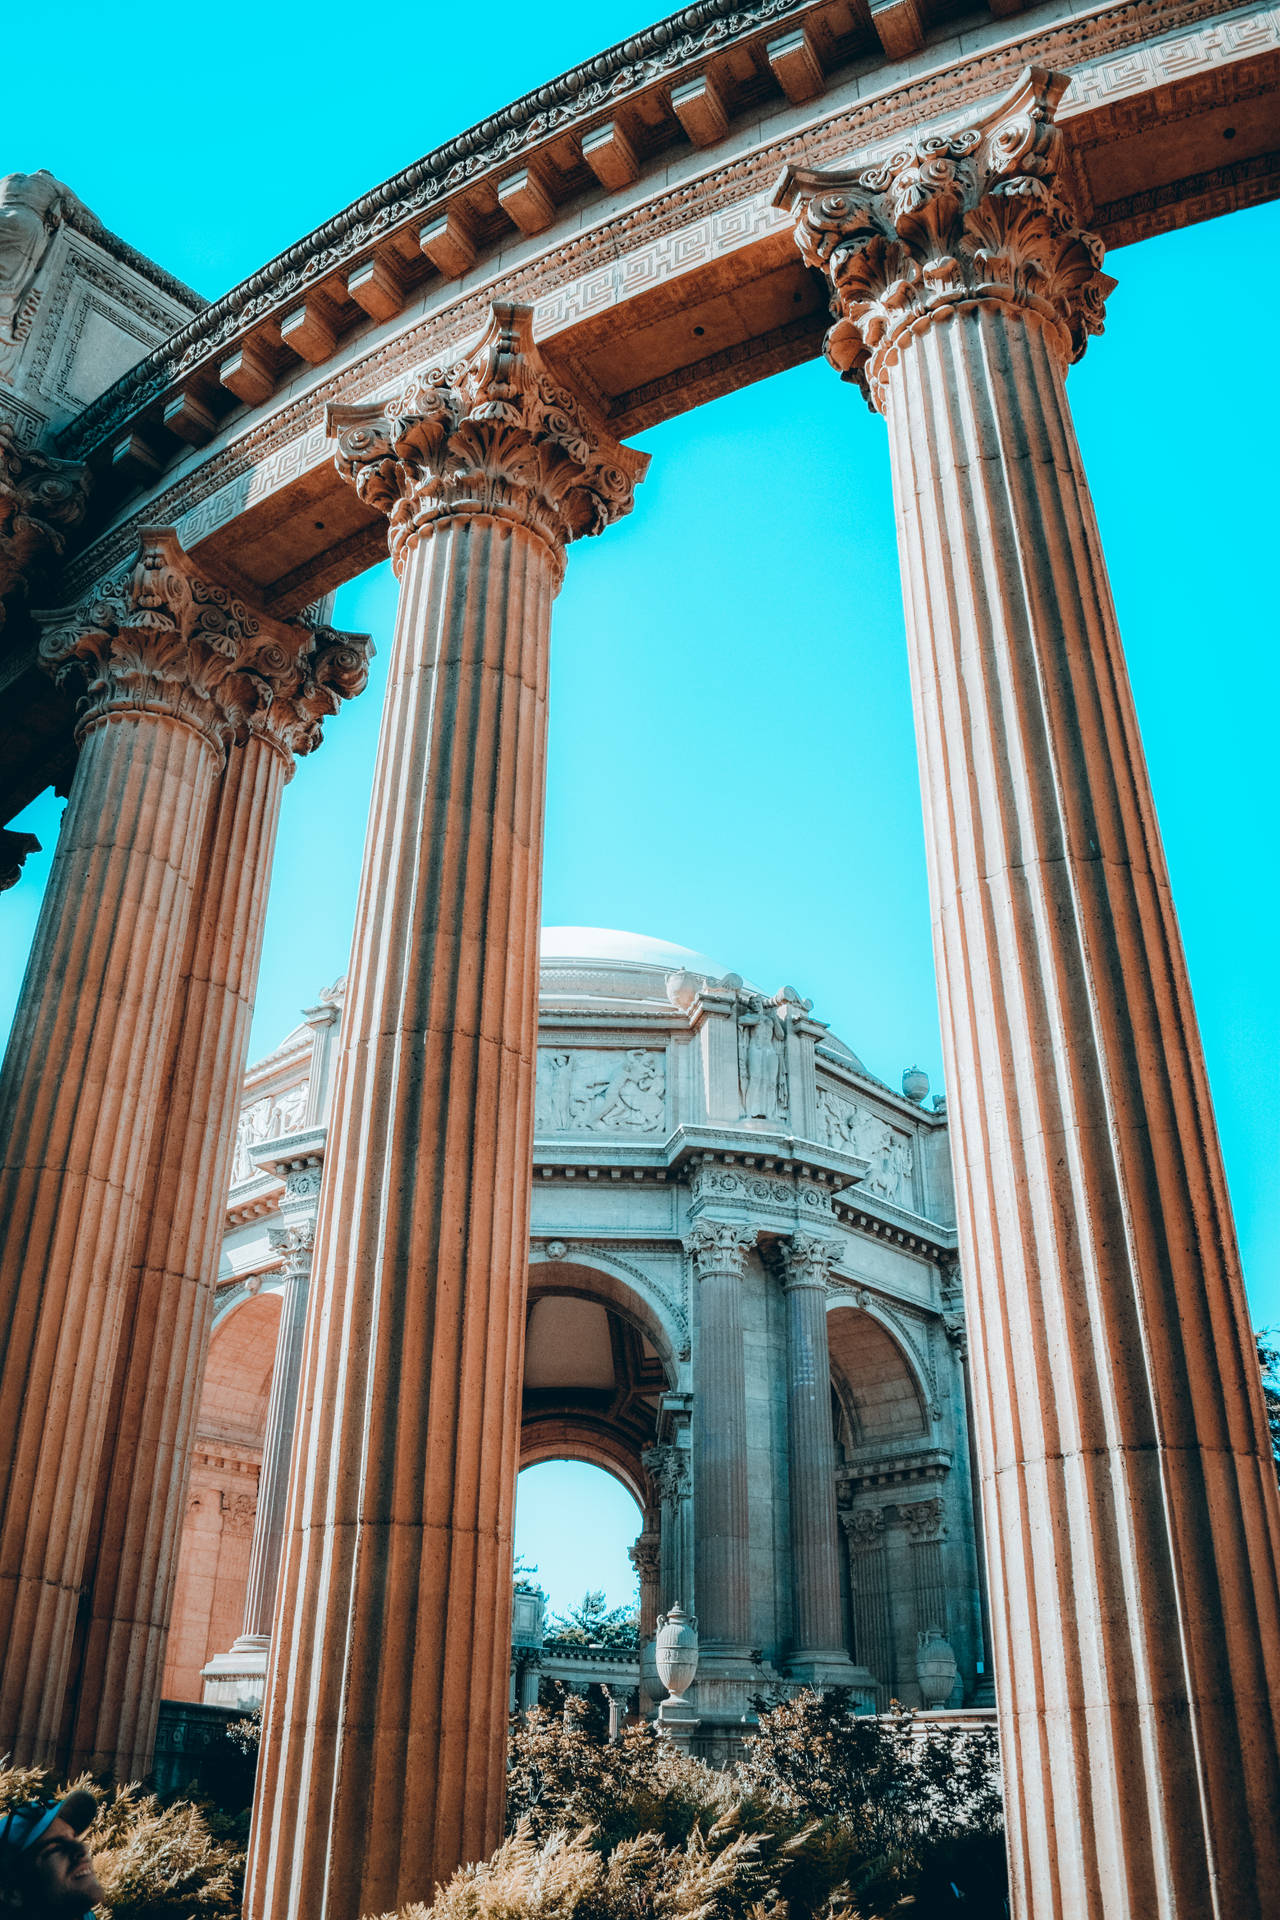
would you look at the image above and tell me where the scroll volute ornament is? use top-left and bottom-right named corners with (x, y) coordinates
top-left (774, 66), bottom-right (1115, 410)
top-left (327, 301), bottom-right (649, 574)
top-left (38, 527), bottom-right (371, 761)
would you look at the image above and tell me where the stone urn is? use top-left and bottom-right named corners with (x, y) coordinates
top-left (665, 969), bottom-right (699, 1013)
top-left (916, 1626), bottom-right (958, 1708)
top-left (655, 1605), bottom-right (699, 1698)
top-left (902, 1064), bottom-right (930, 1105)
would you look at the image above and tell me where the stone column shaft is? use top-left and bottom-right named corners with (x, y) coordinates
top-left (245, 303), bottom-right (646, 1920)
top-left (59, 735), bottom-right (285, 1774)
top-left (689, 1224), bottom-right (756, 1651)
top-left (0, 708), bottom-right (218, 1759)
top-left (782, 66), bottom-right (1280, 1918)
top-left (241, 1218), bottom-right (315, 1641)
top-left (842, 1509), bottom-right (893, 1708)
top-left (781, 1239), bottom-right (845, 1662)
top-left (58, 617), bottom-right (368, 1779)
top-left (249, 512), bottom-right (552, 1919)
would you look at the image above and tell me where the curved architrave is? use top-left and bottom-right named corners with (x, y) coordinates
top-left (211, 1272), bottom-right (286, 1334)
top-left (519, 1422), bottom-right (648, 1510)
top-left (527, 1250), bottom-right (680, 1382)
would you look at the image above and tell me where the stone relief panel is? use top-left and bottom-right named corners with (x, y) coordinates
top-left (535, 1048), bottom-right (666, 1134)
top-left (816, 1084), bottom-right (914, 1208)
top-left (232, 1079), bottom-right (310, 1181)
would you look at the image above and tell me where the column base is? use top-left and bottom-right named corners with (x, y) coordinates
top-left (785, 1650), bottom-right (876, 1707)
top-left (200, 1634), bottom-right (269, 1710)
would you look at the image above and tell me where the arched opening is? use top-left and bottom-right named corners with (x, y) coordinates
top-left (513, 1458), bottom-right (644, 1731)
top-left (826, 1305), bottom-right (929, 1456)
top-left (163, 1289), bottom-right (281, 1702)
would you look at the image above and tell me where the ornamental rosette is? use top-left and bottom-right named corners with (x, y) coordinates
top-left (327, 301), bottom-right (649, 574)
top-left (774, 66), bottom-right (1114, 410)
top-left (37, 527), bottom-right (370, 759)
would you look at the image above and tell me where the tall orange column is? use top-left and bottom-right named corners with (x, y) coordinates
top-left (61, 622), bottom-right (370, 1780)
top-left (0, 532), bottom-right (308, 1761)
top-left (782, 65), bottom-right (1280, 1919)
top-left (246, 304), bottom-right (646, 1920)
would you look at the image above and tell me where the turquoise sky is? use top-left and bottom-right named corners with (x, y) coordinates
top-left (6, 3), bottom-right (1278, 1608)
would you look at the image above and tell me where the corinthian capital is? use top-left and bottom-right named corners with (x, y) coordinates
top-left (782, 1232), bottom-right (841, 1289)
top-left (686, 1219), bottom-right (757, 1280)
top-left (327, 301), bottom-right (649, 574)
top-left (775, 66), bottom-right (1114, 409)
top-left (37, 529), bottom-right (370, 760)
top-left (0, 423), bottom-right (89, 627)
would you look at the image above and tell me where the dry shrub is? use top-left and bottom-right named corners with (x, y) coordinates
top-left (0, 1761), bottom-right (243, 1918)
top-left (369, 1688), bottom-right (1005, 1919)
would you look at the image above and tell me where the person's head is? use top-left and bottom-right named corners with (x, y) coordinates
top-left (0, 1792), bottom-right (102, 1917)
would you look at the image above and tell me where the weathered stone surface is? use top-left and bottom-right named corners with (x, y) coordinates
top-left (0, 529), bottom-right (365, 1768)
top-left (245, 305), bottom-right (644, 1920)
top-left (61, 621), bottom-right (368, 1780)
top-left (784, 63), bottom-right (1280, 1920)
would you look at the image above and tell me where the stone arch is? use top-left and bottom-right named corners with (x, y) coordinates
top-left (826, 1302), bottom-right (929, 1452)
top-left (162, 1288), bottom-right (281, 1702)
top-left (518, 1430), bottom-right (647, 1510)
top-left (527, 1251), bottom-right (681, 1380)
top-left (522, 1255), bottom-right (675, 1509)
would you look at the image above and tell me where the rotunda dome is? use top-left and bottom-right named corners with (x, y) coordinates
top-left (539, 927), bottom-right (728, 977)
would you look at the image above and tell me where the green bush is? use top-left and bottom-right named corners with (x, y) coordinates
top-left (0, 1761), bottom-right (244, 1918)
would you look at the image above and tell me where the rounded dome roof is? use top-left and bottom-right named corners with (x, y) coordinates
top-left (539, 926), bottom-right (728, 978)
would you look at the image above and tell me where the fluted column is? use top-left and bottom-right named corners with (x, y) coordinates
top-left (687, 1220), bottom-right (756, 1655)
top-left (841, 1507), bottom-right (894, 1709)
top-left (779, 1234), bottom-right (853, 1682)
top-left (782, 65), bottom-right (1280, 1919)
top-left (63, 624), bottom-right (368, 1779)
top-left (244, 1219), bottom-right (316, 1640)
top-left (245, 303), bottom-right (646, 1920)
top-left (643, 1440), bottom-right (691, 1613)
top-left (900, 1497), bottom-right (949, 1643)
top-left (0, 530), bottom-right (304, 1763)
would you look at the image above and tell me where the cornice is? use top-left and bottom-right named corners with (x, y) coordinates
top-left (58, 0), bottom-right (824, 460)
top-left (56, 0), bottom-right (1264, 608)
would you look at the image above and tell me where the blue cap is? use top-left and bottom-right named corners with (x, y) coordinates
top-left (0, 1790), bottom-right (98, 1911)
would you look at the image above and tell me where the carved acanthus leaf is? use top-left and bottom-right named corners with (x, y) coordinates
top-left (328, 301), bottom-right (648, 573)
top-left (783, 1232), bottom-right (842, 1288)
top-left (685, 1218), bottom-right (758, 1279)
top-left (0, 423), bottom-right (89, 627)
top-left (776, 66), bottom-right (1114, 409)
top-left (37, 528), bottom-right (369, 757)
top-left (642, 1443), bottom-right (690, 1505)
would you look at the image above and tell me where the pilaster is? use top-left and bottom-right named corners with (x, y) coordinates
top-left (778, 1234), bottom-right (864, 1691)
